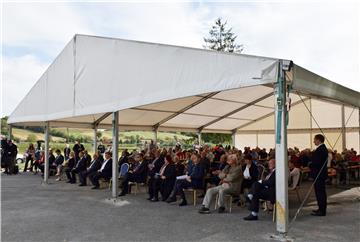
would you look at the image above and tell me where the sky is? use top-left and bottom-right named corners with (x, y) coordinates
top-left (1, 0), bottom-right (359, 117)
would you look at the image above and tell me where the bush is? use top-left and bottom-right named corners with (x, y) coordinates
top-left (26, 134), bottom-right (37, 142)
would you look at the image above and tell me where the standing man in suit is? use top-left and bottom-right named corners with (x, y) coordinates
top-left (73, 140), bottom-right (84, 161)
top-left (310, 134), bottom-right (328, 216)
top-left (89, 151), bottom-right (113, 189)
top-left (78, 152), bottom-right (102, 186)
top-left (69, 151), bottom-right (87, 183)
top-left (6, 140), bottom-right (18, 174)
top-left (64, 144), bottom-right (71, 160)
top-left (243, 158), bottom-right (276, 221)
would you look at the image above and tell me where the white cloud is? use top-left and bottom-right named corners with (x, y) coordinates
top-left (3, 2), bottom-right (93, 56)
top-left (2, 1), bottom-right (359, 117)
top-left (216, 2), bottom-right (359, 91)
top-left (2, 55), bottom-right (48, 116)
top-left (71, 3), bottom-right (210, 48)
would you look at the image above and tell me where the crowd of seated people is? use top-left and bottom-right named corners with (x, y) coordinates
top-left (13, 136), bottom-right (360, 220)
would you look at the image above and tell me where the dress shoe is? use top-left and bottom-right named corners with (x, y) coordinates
top-left (198, 206), bottom-right (211, 214)
top-left (91, 186), bottom-right (99, 190)
top-left (243, 214), bottom-right (258, 221)
top-left (79, 184), bottom-right (86, 186)
top-left (150, 198), bottom-right (159, 202)
top-left (311, 211), bottom-right (326, 216)
top-left (179, 200), bottom-right (188, 206)
top-left (166, 197), bottom-right (176, 203)
top-left (147, 197), bottom-right (153, 201)
top-left (218, 206), bottom-right (226, 213)
top-left (118, 192), bottom-right (126, 197)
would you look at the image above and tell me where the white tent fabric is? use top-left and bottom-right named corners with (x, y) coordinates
top-left (8, 34), bottom-right (360, 139)
top-left (236, 98), bottom-right (360, 151)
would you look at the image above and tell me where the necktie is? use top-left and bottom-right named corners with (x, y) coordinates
top-left (265, 170), bottom-right (274, 180)
top-left (159, 164), bottom-right (167, 176)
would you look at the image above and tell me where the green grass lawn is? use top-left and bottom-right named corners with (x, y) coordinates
top-left (11, 127), bottom-right (193, 155)
top-left (53, 128), bottom-right (191, 141)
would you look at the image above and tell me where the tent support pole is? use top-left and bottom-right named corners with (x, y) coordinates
top-left (153, 128), bottom-right (158, 147)
top-left (93, 125), bottom-right (98, 154)
top-left (198, 132), bottom-right (202, 146)
top-left (231, 130), bottom-right (236, 147)
top-left (44, 122), bottom-right (50, 184)
top-left (8, 124), bottom-right (12, 140)
top-left (274, 61), bottom-right (289, 235)
top-left (111, 111), bottom-right (119, 199)
top-left (358, 108), bottom-right (360, 153)
top-left (309, 98), bottom-right (313, 149)
top-left (341, 105), bottom-right (346, 151)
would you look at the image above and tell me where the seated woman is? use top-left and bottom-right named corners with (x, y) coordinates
top-left (166, 153), bottom-right (205, 206)
top-left (54, 149), bottom-right (65, 181)
top-left (241, 154), bottom-right (259, 193)
top-left (23, 143), bottom-right (35, 172)
top-left (150, 155), bottom-right (176, 202)
top-left (175, 156), bottom-right (186, 176)
top-left (38, 149), bottom-right (56, 175)
top-left (33, 150), bottom-right (44, 174)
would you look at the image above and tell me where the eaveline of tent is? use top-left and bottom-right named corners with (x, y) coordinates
top-left (8, 34), bottom-right (360, 235)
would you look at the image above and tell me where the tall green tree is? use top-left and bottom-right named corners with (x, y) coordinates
top-left (203, 18), bottom-right (243, 53)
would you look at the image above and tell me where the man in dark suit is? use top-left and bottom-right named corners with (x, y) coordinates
top-left (73, 140), bottom-right (84, 160)
top-left (6, 140), bottom-right (18, 174)
top-left (147, 150), bottom-right (165, 200)
top-left (310, 134), bottom-right (328, 216)
top-left (90, 151), bottom-right (113, 189)
top-left (69, 151), bottom-right (87, 183)
top-left (64, 144), bottom-right (71, 160)
top-left (78, 153), bottom-right (102, 186)
top-left (243, 159), bottom-right (276, 221)
top-left (166, 153), bottom-right (205, 206)
top-left (118, 153), bottom-right (148, 196)
top-left (153, 155), bottom-right (177, 201)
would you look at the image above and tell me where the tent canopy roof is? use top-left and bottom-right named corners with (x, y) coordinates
top-left (8, 34), bottom-right (360, 133)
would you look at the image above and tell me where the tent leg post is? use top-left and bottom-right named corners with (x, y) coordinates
top-left (198, 131), bottom-right (202, 146)
top-left (8, 125), bottom-right (12, 140)
top-left (153, 128), bottom-right (158, 148)
top-left (231, 130), bottom-right (236, 148)
top-left (341, 104), bottom-right (346, 151)
top-left (274, 61), bottom-right (289, 235)
top-left (44, 122), bottom-right (50, 184)
top-left (111, 111), bottom-right (119, 199)
top-left (93, 125), bottom-right (98, 154)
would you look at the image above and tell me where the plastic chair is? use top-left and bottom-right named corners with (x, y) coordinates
top-left (119, 163), bottom-right (130, 177)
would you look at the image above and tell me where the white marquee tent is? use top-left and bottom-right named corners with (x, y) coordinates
top-left (7, 35), bottom-right (360, 235)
